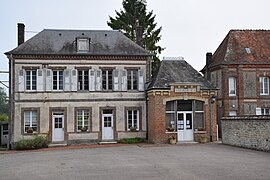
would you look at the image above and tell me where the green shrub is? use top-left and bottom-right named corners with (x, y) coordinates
top-left (15, 135), bottom-right (48, 150)
top-left (0, 114), bottom-right (8, 122)
top-left (117, 137), bottom-right (145, 144)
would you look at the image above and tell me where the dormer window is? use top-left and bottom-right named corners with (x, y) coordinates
top-left (77, 38), bottom-right (89, 52)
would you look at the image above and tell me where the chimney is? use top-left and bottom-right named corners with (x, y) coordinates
top-left (206, 52), bottom-right (213, 81)
top-left (18, 23), bottom-right (25, 46)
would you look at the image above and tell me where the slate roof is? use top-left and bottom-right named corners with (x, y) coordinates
top-left (6, 29), bottom-right (151, 56)
top-left (148, 60), bottom-right (216, 90)
top-left (209, 30), bottom-right (270, 68)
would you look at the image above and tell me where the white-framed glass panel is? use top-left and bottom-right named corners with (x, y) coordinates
top-left (53, 70), bottom-right (64, 90)
top-left (127, 110), bottom-right (139, 131)
top-left (77, 38), bottom-right (89, 52)
top-left (261, 108), bottom-right (270, 115)
top-left (166, 101), bottom-right (176, 131)
top-left (194, 101), bottom-right (204, 130)
top-left (260, 77), bottom-right (269, 95)
top-left (127, 70), bottom-right (138, 90)
top-left (229, 111), bottom-right (237, 116)
top-left (26, 70), bottom-right (37, 90)
top-left (24, 111), bottom-right (37, 133)
top-left (78, 70), bottom-right (89, 90)
top-left (229, 77), bottom-right (236, 96)
top-left (77, 110), bottom-right (90, 131)
top-left (102, 70), bottom-right (113, 90)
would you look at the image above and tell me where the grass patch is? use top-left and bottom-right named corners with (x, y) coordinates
top-left (117, 137), bottom-right (145, 144)
top-left (15, 135), bottom-right (48, 150)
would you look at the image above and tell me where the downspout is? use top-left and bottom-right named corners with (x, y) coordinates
top-left (8, 54), bottom-right (14, 149)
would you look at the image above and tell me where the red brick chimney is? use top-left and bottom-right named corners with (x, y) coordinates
top-left (18, 23), bottom-right (25, 46)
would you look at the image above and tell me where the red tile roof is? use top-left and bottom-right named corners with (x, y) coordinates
top-left (210, 30), bottom-right (270, 68)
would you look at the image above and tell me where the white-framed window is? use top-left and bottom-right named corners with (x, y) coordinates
top-left (127, 70), bottom-right (138, 90)
top-left (260, 77), bottom-right (269, 95)
top-left (77, 38), bottom-right (89, 52)
top-left (24, 111), bottom-right (37, 133)
top-left (78, 70), bottom-right (89, 90)
top-left (229, 77), bottom-right (236, 96)
top-left (77, 110), bottom-right (90, 132)
top-left (102, 70), bottom-right (113, 90)
top-left (53, 70), bottom-right (64, 90)
top-left (26, 70), bottom-right (37, 91)
top-left (166, 101), bottom-right (176, 131)
top-left (127, 110), bottom-right (139, 131)
top-left (194, 101), bottom-right (204, 130)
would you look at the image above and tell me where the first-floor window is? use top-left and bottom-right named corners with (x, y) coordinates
top-left (260, 77), bottom-right (269, 95)
top-left (102, 70), bottom-right (113, 90)
top-left (53, 70), bottom-right (63, 90)
top-left (24, 111), bottom-right (37, 133)
top-left (78, 70), bottom-right (89, 90)
top-left (127, 70), bottom-right (138, 90)
top-left (127, 110), bottom-right (139, 131)
top-left (26, 70), bottom-right (37, 90)
top-left (229, 77), bottom-right (236, 96)
top-left (77, 110), bottom-right (90, 131)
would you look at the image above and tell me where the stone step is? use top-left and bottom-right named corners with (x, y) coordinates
top-left (48, 142), bottom-right (67, 148)
top-left (98, 141), bottom-right (117, 145)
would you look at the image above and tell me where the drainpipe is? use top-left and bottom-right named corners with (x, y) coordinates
top-left (210, 96), bottom-right (216, 142)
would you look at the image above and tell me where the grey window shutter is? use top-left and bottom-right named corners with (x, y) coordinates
top-left (37, 69), bottom-right (44, 92)
top-left (45, 69), bottom-right (52, 91)
top-left (256, 108), bottom-right (261, 115)
top-left (96, 69), bottom-right (102, 91)
top-left (113, 69), bottom-right (119, 91)
top-left (89, 69), bottom-right (96, 91)
top-left (138, 70), bottom-right (144, 91)
top-left (64, 69), bottom-right (71, 91)
top-left (71, 69), bottom-right (77, 91)
top-left (121, 69), bottom-right (127, 91)
top-left (18, 69), bottom-right (25, 92)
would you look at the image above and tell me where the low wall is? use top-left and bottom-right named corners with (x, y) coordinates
top-left (221, 116), bottom-right (270, 152)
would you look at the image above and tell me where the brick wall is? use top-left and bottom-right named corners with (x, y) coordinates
top-left (222, 116), bottom-right (270, 152)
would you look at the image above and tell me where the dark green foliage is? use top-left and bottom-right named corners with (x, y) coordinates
top-left (117, 137), bottom-right (145, 144)
top-left (107, 0), bottom-right (164, 74)
top-left (0, 114), bottom-right (8, 122)
top-left (0, 87), bottom-right (8, 115)
top-left (15, 135), bottom-right (48, 150)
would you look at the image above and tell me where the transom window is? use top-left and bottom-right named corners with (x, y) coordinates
top-left (127, 110), bottom-right (139, 131)
top-left (77, 110), bottom-right (90, 131)
top-left (127, 70), bottom-right (138, 90)
top-left (24, 111), bottom-right (37, 133)
top-left (260, 77), bottom-right (269, 95)
top-left (26, 70), bottom-right (37, 90)
top-left (53, 70), bottom-right (64, 90)
top-left (229, 77), bottom-right (236, 96)
top-left (78, 70), bottom-right (89, 90)
top-left (102, 70), bottom-right (113, 90)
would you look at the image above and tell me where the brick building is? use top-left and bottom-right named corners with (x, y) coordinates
top-left (201, 30), bottom-right (270, 137)
top-left (147, 58), bottom-right (218, 143)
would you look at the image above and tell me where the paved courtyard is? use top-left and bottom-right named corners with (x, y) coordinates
top-left (0, 143), bottom-right (269, 180)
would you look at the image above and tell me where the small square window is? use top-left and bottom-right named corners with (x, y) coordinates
top-left (77, 38), bottom-right (89, 52)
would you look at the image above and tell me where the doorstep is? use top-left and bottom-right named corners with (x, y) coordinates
top-left (177, 141), bottom-right (198, 144)
top-left (48, 141), bottom-right (67, 148)
top-left (98, 141), bottom-right (117, 145)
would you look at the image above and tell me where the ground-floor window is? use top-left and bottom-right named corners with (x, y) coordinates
top-left (76, 110), bottom-right (90, 132)
top-left (127, 109), bottom-right (139, 131)
top-left (166, 101), bottom-right (176, 131)
top-left (24, 111), bottom-right (37, 133)
top-left (256, 108), bottom-right (270, 115)
top-left (194, 101), bottom-right (205, 130)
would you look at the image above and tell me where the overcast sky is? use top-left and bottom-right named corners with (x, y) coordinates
top-left (1, 0), bottom-right (269, 89)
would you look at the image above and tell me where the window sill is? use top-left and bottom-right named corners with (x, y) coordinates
top-left (194, 131), bottom-right (206, 134)
top-left (23, 132), bottom-right (38, 135)
top-left (165, 131), bottom-right (177, 134)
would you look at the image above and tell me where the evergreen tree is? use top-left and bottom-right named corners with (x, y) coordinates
top-left (0, 87), bottom-right (8, 120)
top-left (107, 0), bottom-right (163, 74)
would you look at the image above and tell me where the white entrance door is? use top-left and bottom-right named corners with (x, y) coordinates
top-left (102, 111), bottom-right (114, 140)
top-left (52, 112), bottom-right (65, 142)
top-left (177, 112), bottom-right (193, 142)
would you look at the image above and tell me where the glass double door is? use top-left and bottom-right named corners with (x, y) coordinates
top-left (177, 111), bottom-right (193, 142)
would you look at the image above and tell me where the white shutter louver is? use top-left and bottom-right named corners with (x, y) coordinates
top-left (121, 69), bottom-right (127, 91)
top-left (113, 69), bottom-right (119, 91)
top-left (89, 69), bottom-right (96, 91)
top-left (71, 69), bottom-right (77, 91)
top-left (64, 69), bottom-right (71, 91)
top-left (45, 69), bottom-right (52, 91)
top-left (256, 108), bottom-right (261, 115)
top-left (138, 70), bottom-right (144, 91)
top-left (96, 69), bottom-right (102, 91)
top-left (37, 69), bottom-right (44, 92)
top-left (18, 69), bottom-right (25, 92)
